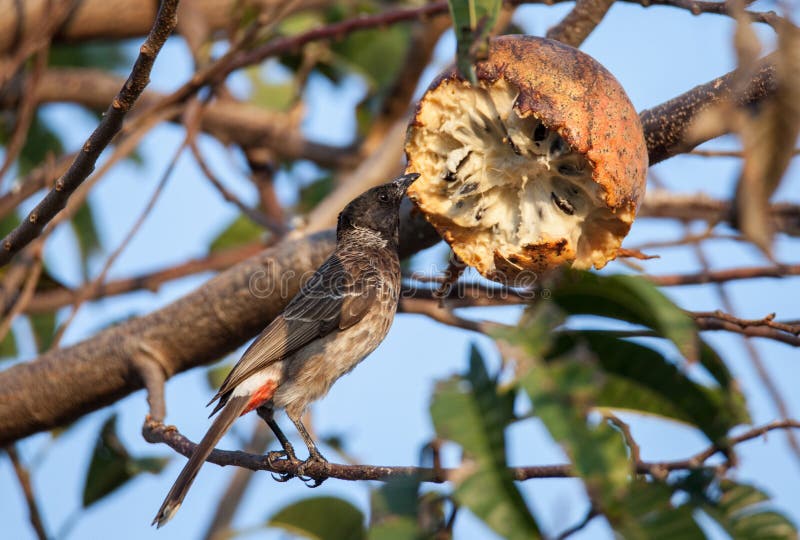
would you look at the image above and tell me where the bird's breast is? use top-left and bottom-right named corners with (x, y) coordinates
top-left (272, 285), bottom-right (399, 417)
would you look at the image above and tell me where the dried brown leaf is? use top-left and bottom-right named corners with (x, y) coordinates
top-left (734, 19), bottom-right (800, 255)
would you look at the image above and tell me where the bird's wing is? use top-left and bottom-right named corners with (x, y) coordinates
top-left (209, 253), bottom-right (377, 408)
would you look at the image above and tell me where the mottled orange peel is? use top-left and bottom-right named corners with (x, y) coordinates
top-left (405, 35), bottom-right (648, 282)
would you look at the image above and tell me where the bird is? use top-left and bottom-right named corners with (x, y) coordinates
top-left (153, 173), bottom-right (419, 527)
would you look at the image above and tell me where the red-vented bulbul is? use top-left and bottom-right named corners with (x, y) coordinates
top-left (153, 173), bottom-right (419, 527)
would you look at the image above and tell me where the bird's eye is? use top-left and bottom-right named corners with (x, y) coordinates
top-left (378, 193), bottom-right (390, 203)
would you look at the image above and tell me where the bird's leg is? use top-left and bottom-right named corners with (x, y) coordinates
top-left (288, 413), bottom-right (328, 487)
top-left (256, 406), bottom-right (299, 482)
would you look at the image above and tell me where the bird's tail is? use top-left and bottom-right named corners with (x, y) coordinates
top-left (152, 395), bottom-right (250, 528)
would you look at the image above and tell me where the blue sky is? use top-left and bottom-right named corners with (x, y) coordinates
top-left (2, 2), bottom-right (799, 539)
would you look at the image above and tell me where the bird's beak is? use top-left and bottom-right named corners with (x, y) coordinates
top-left (393, 172), bottom-right (420, 194)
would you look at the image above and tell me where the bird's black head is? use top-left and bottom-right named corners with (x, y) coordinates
top-left (336, 173), bottom-right (420, 247)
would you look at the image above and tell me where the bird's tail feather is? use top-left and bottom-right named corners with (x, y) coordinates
top-left (152, 395), bottom-right (250, 528)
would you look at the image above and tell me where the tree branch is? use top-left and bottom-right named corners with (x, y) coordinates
top-left (0, 68), bottom-right (357, 169)
top-left (0, 0), bottom-right (180, 268)
top-left (546, 0), bottom-right (616, 48)
top-left (640, 54), bottom-right (777, 165)
top-left (24, 242), bottom-right (265, 313)
top-left (640, 191), bottom-right (800, 236)
top-left (0, 14), bottom-right (787, 443)
top-left (649, 263), bottom-right (800, 286)
top-left (0, 206), bottom-right (441, 445)
top-left (4, 445), bottom-right (48, 540)
top-left (0, 0), bottom-right (329, 53)
top-left (141, 418), bottom-right (800, 483)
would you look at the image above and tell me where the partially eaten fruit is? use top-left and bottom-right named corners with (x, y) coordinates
top-left (405, 35), bottom-right (648, 282)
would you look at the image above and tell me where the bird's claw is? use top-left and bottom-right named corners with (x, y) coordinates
top-left (295, 451), bottom-right (328, 488)
top-left (267, 450), bottom-right (301, 483)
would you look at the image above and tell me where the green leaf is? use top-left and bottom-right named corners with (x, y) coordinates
top-left (368, 518), bottom-right (419, 540)
top-left (551, 332), bottom-right (748, 443)
top-left (49, 42), bottom-right (131, 71)
top-left (206, 361), bottom-right (233, 390)
top-left (247, 66), bottom-right (296, 112)
top-left (552, 271), bottom-right (699, 362)
top-left (611, 481), bottom-right (705, 540)
top-left (209, 213), bottom-right (263, 253)
top-left (278, 12), bottom-right (326, 36)
top-left (16, 114), bottom-right (64, 176)
top-left (707, 480), bottom-right (796, 539)
top-left (447, 0), bottom-right (502, 83)
top-left (0, 211), bottom-right (19, 238)
top-left (371, 476), bottom-right (420, 524)
top-left (369, 476), bottom-right (421, 539)
top-left (520, 357), bottom-right (631, 502)
top-left (676, 471), bottom-right (797, 539)
top-left (332, 25), bottom-right (410, 92)
top-left (29, 312), bottom-right (57, 353)
top-left (268, 496), bottom-right (366, 540)
top-left (70, 202), bottom-right (101, 280)
top-left (297, 175), bottom-right (334, 213)
top-left (697, 339), bottom-right (736, 391)
top-left (0, 329), bottom-right (17, 361)
top-left (83, 414), bottom-right (168, 507)
top-left (430, 346), bottom-right (540, 539)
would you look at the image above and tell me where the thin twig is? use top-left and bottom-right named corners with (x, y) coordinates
top-left (694, 244), bottom-right (800, 462)
top-left (0, 48), bottom-right (48, 184)
top-left (143, 418), bottom-right (800, 483)
top-left (0, 0), bottom-right (180, 268)
top-left (0, 0), bottom-right (76, 86)
top-left (25, 242), bottom-right (263, 313)
top-left (5, 445), bottom-right (48, 540)
top-left (693, 318), bottom-right (800, 347)
top-left (399, 297), bottom-right (496, 334)
top-left (649, 263), bottom-right (800, 286)
top-left (688, 147), bottom-right (800, 157)
top-left (693, 311), bottom-right (800, 336)
top-left (188, 140), bottom-right (285, 235)
top-left (604, 414), bottom-right (641, 464)
top-left (202, 422), bottom-right (272, 540)
top-left (0, 153), bottom-right (74, 221)
top-left (640, 191), bottom-right (800, 235)
top-left (554, 507), bottom-right (599, 540)
top-left (0, 243), bottom-right (43, 343)
top-left (50, 140), bottom-right (186, 348)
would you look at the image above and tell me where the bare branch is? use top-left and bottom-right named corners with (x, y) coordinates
top-left (0, 153), bottom-right (73, 221)
top-left (649, 263), bottom-right (800, 286)
top-left (189, 140), bottom-right (285, 236)
top-left (0, 0), bottom-right (330, 53)
top-left (640, 191), bottom-right (800, 236)
top-left (399, 297), bottom-right (497, 334)
top-left (0, 68), bottom-right (356, 169)
top-left (4, 445), bottom-right (48, 540)
top-left (202, 423), bottom-right (272, 540)
top-left (693, 311), bottom-right (800, 337)
top-left (689, 147), bottom-right (800, 157)
top-left (640, 54), bottom-right (777, 165)
top-left (0, 202), bottom-right (442, 444)
top-left (25, 243), bottom-right (264, 313)
top-left (0, 244), bottom-right (43, 342)
top-left (555, 507), bottom-right (599, 540)
top-left (52, 139), bottom-right (186, 348)
top-left (0, 0), bottom-right (180, 268)
top-left (141, 418), bottom-right (800, 482)
top-left (692, 238), bottom-right (800, 461)
top-left (546, 0), bottom-right (616, 47)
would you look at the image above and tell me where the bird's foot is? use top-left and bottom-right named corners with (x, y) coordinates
top-left (266, 450), bottom-right (301, 483)
top-left (296, 450), bottom-right (328, 487)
